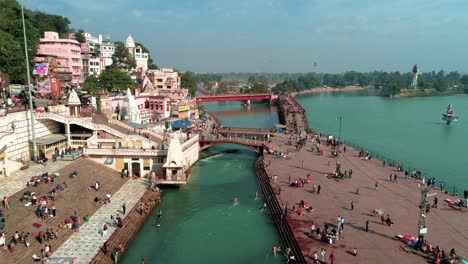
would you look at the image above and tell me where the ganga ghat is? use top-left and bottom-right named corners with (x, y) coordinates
top-left (122, 92), bottom-right (468, 263)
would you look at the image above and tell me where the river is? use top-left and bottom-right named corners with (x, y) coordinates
top-left (121, 101), bottom-right (281, 264)
top-left (296, 92), bottom-right (468, 192)
top-left (122, 93), bottom-right (467, 262)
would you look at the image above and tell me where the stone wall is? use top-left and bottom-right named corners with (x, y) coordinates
top-left (181, 135), bottom-right (199, 167)
top-left (0, 111), bottom-right (61, 161)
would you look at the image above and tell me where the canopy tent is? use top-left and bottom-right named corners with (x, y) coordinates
top-left (171, 118), bottom-right (193, 130)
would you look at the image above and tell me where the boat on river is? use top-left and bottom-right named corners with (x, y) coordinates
top-left (442, 104), bottom-right (459, 125)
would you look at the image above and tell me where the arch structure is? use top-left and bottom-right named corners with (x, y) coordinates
top-left (198, 138), bottom-right (267, 154)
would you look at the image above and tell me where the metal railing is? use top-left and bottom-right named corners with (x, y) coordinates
top-left (83, 148), bottom-right (167, 156)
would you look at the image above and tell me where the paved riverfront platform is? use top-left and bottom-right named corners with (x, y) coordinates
top-left (0, 158), bottom-right (128, 264)
top-left (264, 134), bottom-right (467, 263)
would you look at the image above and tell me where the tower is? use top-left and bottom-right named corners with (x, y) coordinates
top-left (125, 35), bottom-right (135, 57)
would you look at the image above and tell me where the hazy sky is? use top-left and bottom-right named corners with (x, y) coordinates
top-left (25, 0), bottom-right (468, 73)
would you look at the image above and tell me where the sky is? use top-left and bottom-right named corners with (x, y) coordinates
top-left (25, 0), bottom-right (468, 73)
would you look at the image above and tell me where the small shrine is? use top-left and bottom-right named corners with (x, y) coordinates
top-left (163, 135), bottom-right (186, 182)
top-left (67, 89), bottom-right (81, 117)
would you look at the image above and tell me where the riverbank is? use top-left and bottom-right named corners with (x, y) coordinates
top-left (263, 133), bottom-right (467, 263)
top-left (91, 188), bottom-right (161, 264)
top-left (291, 86), bottom-right (367, 97)
top-left (394, 88), bottom-right (466, 98)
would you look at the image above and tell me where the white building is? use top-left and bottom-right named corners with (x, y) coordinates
top-left (99, 38), bottom-right (115, 68)
top-left (89, 57), bottom-right (101, 76)
top-left (125, 35), bottom-right (149, 74)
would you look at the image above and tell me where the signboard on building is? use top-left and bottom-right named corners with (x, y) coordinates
top-left (178, 104), bottom-right (190, 112)
top-left (33, 63), bottom-right (49, 76)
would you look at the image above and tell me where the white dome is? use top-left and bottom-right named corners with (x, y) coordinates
top-left (125, 35), bottom-right (135, 48)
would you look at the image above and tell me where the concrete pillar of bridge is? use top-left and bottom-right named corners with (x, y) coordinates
top-left (65, 123), bottom-right (71, 147)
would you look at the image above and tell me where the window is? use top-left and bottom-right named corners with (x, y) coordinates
top-left (143, 166), bottom-right (150, 170)
top-left (156, 157), bottom-right (165, 163)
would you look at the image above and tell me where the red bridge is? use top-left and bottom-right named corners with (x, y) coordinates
top-left (196, 93), bottom-right (277, 103)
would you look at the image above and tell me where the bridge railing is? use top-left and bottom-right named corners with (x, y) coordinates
top-left (84, 148), bottom-right (167, 156)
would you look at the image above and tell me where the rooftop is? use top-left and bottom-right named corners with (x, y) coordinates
top-left (33, 134), bottom-right (67, 145)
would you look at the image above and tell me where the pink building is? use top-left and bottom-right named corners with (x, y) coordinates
top-left (37, 32), bottom-right (83, 85)
top-left (101, 94), bottom-right (171, 121)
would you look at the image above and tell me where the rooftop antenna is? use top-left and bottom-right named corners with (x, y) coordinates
top-left (417, 182), bottom-right (437, 247)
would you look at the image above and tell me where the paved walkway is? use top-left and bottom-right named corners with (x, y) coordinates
top-left (264, 134), bottom-right (468, 264)
top-left (0, 160), bottom-right (71, 198)
top-left (51, 177), bottom-right (149, 264)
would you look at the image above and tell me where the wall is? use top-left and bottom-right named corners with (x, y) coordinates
top-left (0, 111), bottom-right (61, 162)
top-left (181, 135), bottom-right (199, 168)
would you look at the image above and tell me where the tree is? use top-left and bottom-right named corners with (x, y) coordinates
top-left (461, 75), bottom-right (468, 93)
top-left (99, 67), bottom-right (134, 92)
top-left (113, 41), bottom-right (136, 70)
top-left (248, 81), bottom-right (269, 93)
top-left (75, 29), bottom-right (86, 43)
top-left (0, 30), bottom-right (25, 83)
top-left (0, 0), bottom-right (71, 83)
top-left (181, 71), bottom-right (197, 97)
top-left (82, 75), bottom-right (100, 94)
top-left (217, 82), bottom-right (228, 94)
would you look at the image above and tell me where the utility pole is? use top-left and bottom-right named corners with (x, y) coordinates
top-left (21, 0), bottom-right (37, 161)
top-left (417, 183), bottom-right (436, 246)
top-left (337, 116), bottom-right (343, 140)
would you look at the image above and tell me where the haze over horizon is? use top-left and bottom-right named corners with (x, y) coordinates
top-left (25, 0), bottom-right (468, 74)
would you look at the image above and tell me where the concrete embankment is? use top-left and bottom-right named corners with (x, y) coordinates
top-left (91, 188), bottom-right (161, 264)
top-left (263, 133), bottom-right (468, 263)
top-left (254, 156), bottom-right (307, 263)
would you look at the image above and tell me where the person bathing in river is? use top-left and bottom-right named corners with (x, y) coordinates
top-left (233, 196), bottom-right (239, 205)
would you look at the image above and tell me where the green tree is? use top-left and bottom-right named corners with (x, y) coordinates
top-left (99, 67), bottom-right (134, 92)
top-left (0, 30), bottom-right (25, 83)
top-left (217, 82), bottom-right (228, 94)
top-left (75, 29), bottom-right (86, 43)
top-left (82, 75), bottom-right (100, 94)
top-left (248, 81), bottom-right (269, 93)
top-left (181, 71), bottom-right (197, 97)
top-left (113, 41), bottom-right (136, 70)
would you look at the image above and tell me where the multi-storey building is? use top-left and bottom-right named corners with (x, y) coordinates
top-left (149, 68), bottom-right (181, 90)
top-left (99, 39), bottom-right (115, 69)
top-left (37, 32), bottom-right (83, 85)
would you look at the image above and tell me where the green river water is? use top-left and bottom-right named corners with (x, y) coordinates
top-left (122, 93), bottom-right (467, 263)
top-left (121, 102), bottom-right (281, 264)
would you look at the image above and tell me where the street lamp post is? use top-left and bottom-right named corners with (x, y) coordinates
top-left (337, 116), bottom-right (343, 140)
top-left (21, 0), bottom-right (37, 161)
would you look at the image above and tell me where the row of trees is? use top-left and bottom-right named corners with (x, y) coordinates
top-left (273, 70), bottom-right (468, 96)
